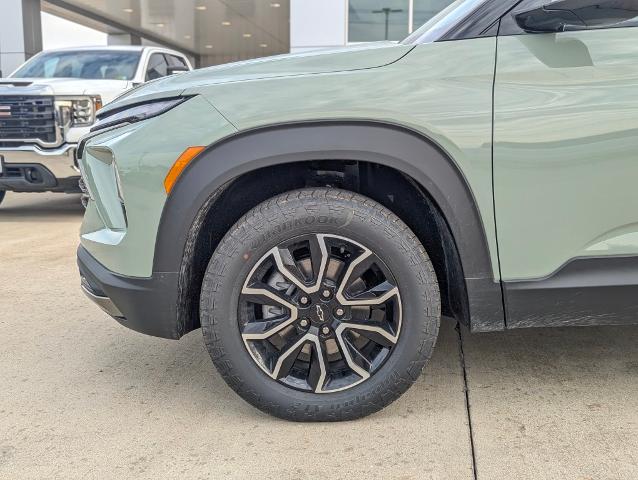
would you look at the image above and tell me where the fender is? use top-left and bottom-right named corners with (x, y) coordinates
top-left (154, 121), bottom-right (505, 332)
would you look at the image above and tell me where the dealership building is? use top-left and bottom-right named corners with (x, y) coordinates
top-left (1, 0), bottom-right (454, 75)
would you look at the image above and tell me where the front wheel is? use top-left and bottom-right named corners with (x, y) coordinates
top-left (200, 189), bottom-right (440, 421)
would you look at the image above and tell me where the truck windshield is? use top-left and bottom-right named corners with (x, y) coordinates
top-left (11, 51), bottom-right (142, 80)
top-left (402, 0), bottom-right (489, 44)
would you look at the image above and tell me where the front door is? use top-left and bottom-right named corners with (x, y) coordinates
top-left (493, 1), bottom-right (638, 327)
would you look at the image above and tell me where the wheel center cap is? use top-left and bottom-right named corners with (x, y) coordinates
top-left (315, 304), bottom-right (325, 323)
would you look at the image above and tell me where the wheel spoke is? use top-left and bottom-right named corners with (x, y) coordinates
top-left (276, 247), bottom-right (308, 288)
top-left (241, 285), bottom-right (296, 309)
top-left (307, 336), bottom-right (329, 393)
top-left (335, 249), bottom-right (400, 306)
top-left (307, 234), bottom-right (329, 288)
top-left (241, 313), bottom-right (293, 340)
top-left (348, 325), bottom-right (396, 348)
top-left (271, 235), bottom-right (329, 294)
top-left (337, 322), bottom-right (399, 347)
top-left (240, 285), bottom-right (298, 339)
top-left (335, 249), bottom-right (372, 305)
top-left (272, 333), bottom-right (312, 380)
top-left (343, 280), bottom-right (399, 306)
top-left (334, 329), bottom-right (371, 380)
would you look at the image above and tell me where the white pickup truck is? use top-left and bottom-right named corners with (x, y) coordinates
top-left (0, 46), bottom-right (192, 205)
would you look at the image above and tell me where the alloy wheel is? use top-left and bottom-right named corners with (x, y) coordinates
top-left (238, 233), bottom-right (402, 393)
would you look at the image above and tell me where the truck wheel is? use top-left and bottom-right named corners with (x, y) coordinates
top-left (200, 189), bottom-right (440, 421)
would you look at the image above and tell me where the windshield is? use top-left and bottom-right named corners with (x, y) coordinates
top-left (11, 51), bottom-right (141, 80)
top-left (402, 0), bottom-right (489, 44)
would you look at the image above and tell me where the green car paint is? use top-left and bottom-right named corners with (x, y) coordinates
top-left (191, 38), bottom-right (499, 279)
top-left (106, 42), bottom-right (415, 110)
top-left (80, 95), bottom-right (237, 277)
top-left (80, 22), bottom-right (638, 288)
top-left (81, 39), bottom-right (499, 279)
top-left (75, 0), bottom-right (638, 421)
top-left (494, 27), bottom-right (638, 280)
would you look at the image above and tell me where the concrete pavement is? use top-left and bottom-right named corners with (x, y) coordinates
top-left (1, 192), bottom-right (636, 479)
top-left (464, 326), bottom-right (638, 479)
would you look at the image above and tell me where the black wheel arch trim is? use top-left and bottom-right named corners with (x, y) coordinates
top-left (153, 120), bottom-right (505, 332)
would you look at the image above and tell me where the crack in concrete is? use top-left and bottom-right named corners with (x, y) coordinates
top-left (456, 322), bottom-right (478, 480)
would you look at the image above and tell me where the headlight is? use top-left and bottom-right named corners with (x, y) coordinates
top-left (55, 96), bottom-right (102, 127)
top-left (91, 97), bottom-right (188, 133)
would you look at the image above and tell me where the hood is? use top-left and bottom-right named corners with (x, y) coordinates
top-left (106, 42), bottom-right (414, 111)
top-left (0, 78), bottom-right (131, 104)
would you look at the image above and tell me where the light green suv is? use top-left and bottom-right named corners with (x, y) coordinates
top-left (77, 0), bottom-right (638, 421)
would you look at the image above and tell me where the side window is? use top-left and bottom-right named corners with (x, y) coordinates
top-left (165, 54), bottom-right (188, 69)
top-left (145, 53), bottom-right (168, 81)
top-left (500, 0), bottom-right (638, 36)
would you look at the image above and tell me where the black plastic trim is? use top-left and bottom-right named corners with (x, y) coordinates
top-left (504, 256), bottom-right (638, 328)
top-left (440, 0), bottom-right (522, 41)
top-left (498, 0), bottom-right (638, 36)
top-left (91, 96), bottom-right (189, 133)
top-left (77, 246), bottom-right (181, 339)
top-left (0, 162), bottom-right (79, 193)
top-left (154, 121), bottom-right (505, 333)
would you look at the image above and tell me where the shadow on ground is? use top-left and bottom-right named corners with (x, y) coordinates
top-left (0, 192), bottom-right (83, 222)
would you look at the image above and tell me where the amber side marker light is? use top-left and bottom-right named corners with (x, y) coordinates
top-left (164, 146), bottom-right (206, 194)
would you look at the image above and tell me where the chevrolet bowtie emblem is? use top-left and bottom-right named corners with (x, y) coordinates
top-left (315, 304), bottom-right (325, 322)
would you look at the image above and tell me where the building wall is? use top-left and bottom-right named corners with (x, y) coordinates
top-left (290, 0), bottom-right (347, 53)
top-left (2, 0), bottom-right (458, 75)
top-left (42, 12), bottom-right (107, 50)
top-left (0, 0), bottom-right (42, 77)
top-left (291, 0), bottom-right (455, 54)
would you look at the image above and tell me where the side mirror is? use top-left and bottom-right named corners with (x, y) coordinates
top-left (167, 65), bottom-right (190, 75)
top-left (515, 0), bottom-right (638, 33)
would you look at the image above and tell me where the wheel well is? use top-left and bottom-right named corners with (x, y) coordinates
top-left (178, 160), bottom-right (469, 333)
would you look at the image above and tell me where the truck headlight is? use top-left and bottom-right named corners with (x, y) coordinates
top-left (56, 96), bottom-right (103, 127)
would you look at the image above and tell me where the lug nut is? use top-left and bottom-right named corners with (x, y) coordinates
top-left (321, 326), bottom-right (330, 335)
top-left (300, 296), bottom-right (309, 305)
top-left (300, 319), bottom-right (309, 328)
top-left (322, 289), bottom-right (331, 299)
top-left (335, 308), bottom-right (345, 317)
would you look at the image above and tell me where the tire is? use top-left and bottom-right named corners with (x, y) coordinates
top-left (200, 188), bottom-right (440, 421)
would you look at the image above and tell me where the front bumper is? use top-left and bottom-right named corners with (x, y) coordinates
top-left (0, 144), bottom-right (80, 192)
top-left (77, 245), bottom-right (182, 339)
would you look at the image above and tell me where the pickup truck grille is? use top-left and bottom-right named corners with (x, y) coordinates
top-left (0, 96), bottom-right (57, 144)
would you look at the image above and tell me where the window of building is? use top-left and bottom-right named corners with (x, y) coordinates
top-left (413, 0), bottom-right (456, 31)
top-left (348, 0), bottom-right (410, 42)
top-left (348, 0), bottom-right (456, 42)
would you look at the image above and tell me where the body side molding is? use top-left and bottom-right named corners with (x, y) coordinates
top-left (154, 121), bottom-right (505, 332)
top-left (504, 255), bottom-right (638, 328)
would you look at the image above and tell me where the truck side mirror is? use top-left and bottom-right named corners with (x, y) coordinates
top-left (515, 0), bottom-right (638, 33)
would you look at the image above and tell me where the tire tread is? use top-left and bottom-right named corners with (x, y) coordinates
top-left (200, 188), bottom-right (440, 421)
